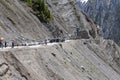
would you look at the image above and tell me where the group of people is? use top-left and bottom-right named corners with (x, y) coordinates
top-left (0, 37), bottom-right (66, 49)
top-left (0, 39), bottom-right (47, 49)
top-left (0, 37), bottom-right (15, 48)
top-left (0, 41), bottom-right (15, 48)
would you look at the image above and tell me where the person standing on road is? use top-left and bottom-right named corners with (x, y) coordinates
top-left (0, 37), bottom-right (4, 48)
top-left (11, 41), bottom-right (15, 48)
top-left (4, 41), bottom-right (7, 48)
top-left (44, 39), bottom-right (47, 45)
top-left (0, 41), bottom-right (3, 48)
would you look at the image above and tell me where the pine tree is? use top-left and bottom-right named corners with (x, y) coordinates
top-left (23, 0), bottom-right (53, 22)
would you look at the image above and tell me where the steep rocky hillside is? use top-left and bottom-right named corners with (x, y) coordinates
top-left (0, 0), bottom-right (99, 42)
top-left (46, 0), bottom-right (99, 39)
top-left (0, 39), bottom-right (120, 80)
top-left (0, 0), bottom-right (52, 40)
top-left (77, 0), bottom-right (120, 44)
top-left (0, 0), bottom-right (120, 80)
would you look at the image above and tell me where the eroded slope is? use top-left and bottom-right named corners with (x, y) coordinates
top-left (0, 0), bottom-right (99, 41)
top-left (0, 40), bottom-right (120, 80)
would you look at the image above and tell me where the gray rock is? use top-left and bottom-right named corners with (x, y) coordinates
top-left (0, 0), bottom-right (99, 41)
top-left (77, 0), bottom-right (120, 44)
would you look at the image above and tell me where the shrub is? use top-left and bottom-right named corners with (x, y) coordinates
top-left (23, 0), bottom-right (54, 22)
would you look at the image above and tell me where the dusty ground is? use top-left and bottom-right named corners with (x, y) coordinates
top-left (0, 39), bottom-right (120, 80)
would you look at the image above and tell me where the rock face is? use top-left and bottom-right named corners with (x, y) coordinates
top-left (0, 0), bottom-right (99, 42)
top-left (46, 0), bottom-right (99, 39)
top-left (77, 0), bottom-right (120, 44)
top-left (0, 0), bottom-right (52, 40)
top-left (0, 39), bottom-right (120, 80)
top-left (86, 39), bottom-right (120, 75)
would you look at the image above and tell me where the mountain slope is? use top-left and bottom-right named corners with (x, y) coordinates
top-left (1, 39), bottom-right (120, 80)
top-left (0, 0), bottom-right (120, 80)
top-left (77, 0), bottom-right (120, 44)
top-left (0, 0), bottom-right (99, 42)
top-left (0, 0), bottom-right (52, 40)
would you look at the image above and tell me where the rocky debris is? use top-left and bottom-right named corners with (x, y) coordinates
top-left (85, 39), bottom-right (120, 75)
top-left (3, 51), bottom-right (33, 80)
top-left (0, 39), bottom-right (120, 80)
top-left (0, 63), bottom-right (9, 76)
top-left (45, 66), bottom-right (64, 80)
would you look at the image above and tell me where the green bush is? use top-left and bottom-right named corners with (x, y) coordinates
top-left (23, 0), bottom-right (53, 22)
